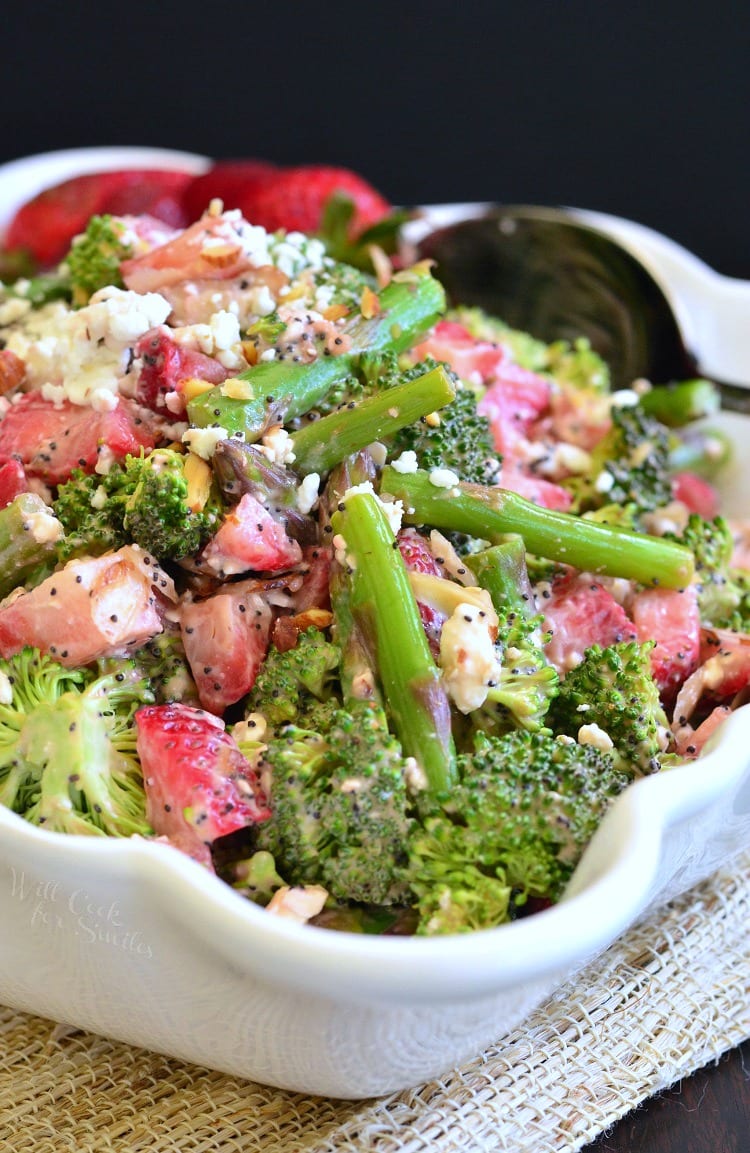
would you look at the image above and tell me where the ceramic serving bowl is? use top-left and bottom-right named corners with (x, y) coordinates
top-left (0, 149), bottom-right (748, 1098)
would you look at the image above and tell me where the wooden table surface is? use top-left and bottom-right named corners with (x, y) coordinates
top-left (581, 1040), bottom-right (750, 1152)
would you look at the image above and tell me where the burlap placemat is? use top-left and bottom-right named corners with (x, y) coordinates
top-left (1, 852), bottom-right (749, 1153)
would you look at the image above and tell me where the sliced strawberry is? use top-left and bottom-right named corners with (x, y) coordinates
top-left (0, 392), bottom-right (155, 484)
top-left (0, 457), bottom-right (28, 508)
top-left (630, 584), bottom-right (701, 700)
top-left (242, 165), bottom-right (391, 236)
top-left (542, 572), bottom-right (637, 674)
top-left (5, 169), bottom-right (193, 267)
top-left (180, 160), bottom-right (279, 223)
top-left (397, 527), bottom-right (447, 657)
top-left (286, 545), bottom-right (332, 612)
top-left (478, 367), bottom-right (552, 460)
top-left (0, 546), bottom-right (173, 667)
top-left (135, 701), bottom-right (270, 866)
top-left (135, 327), bottom-right (229, 414)
top-left (179, 582), bottom-right (272, 715)
top-left (671, 471), bottom-right (720, 519)
top-left (413, 320), bottom-right (508, 384)
top-left (202, 492), bottom-right (303, 577)
top-left (120, 211), bottom-right (259, 295)
top-left (495, 465), bottom-right (573, 511)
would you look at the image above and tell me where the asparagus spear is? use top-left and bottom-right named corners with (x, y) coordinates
top-left (381, 467), bottom-right (695, 589)
top-left (187, 269), bottom-right (446, 440)
top-left (330, 490), bottom-right (457, 796)
top-left (640, 378), bottom-right (720, 427)
top-left (290, 365), bottom-right (456, 476)
top-left (0, 493), bottom-right (64, 598)
top-left (464, 536), bottom-right (537, 624)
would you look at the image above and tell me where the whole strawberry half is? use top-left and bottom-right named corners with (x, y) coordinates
top-left (240, 164), bottom-right (391, 236)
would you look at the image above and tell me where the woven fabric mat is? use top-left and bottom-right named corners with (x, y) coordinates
top-left (1, 853), bottom-right (749, 1153)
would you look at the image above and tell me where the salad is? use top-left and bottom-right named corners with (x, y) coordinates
top-left (0, 165), bottom-right (748, 938)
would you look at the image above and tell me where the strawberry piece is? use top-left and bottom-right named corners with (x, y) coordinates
top-left (0, 392), bottom-right (155, 484)
top-left (135, 328), bottom-right (229, 414)
top-left (202, 492), bottom-right (303, 576)
top-left (240, 165), bottom-right (391, 236)
top-left (631, 584), bottom-right (701, 700)
top-left (397, 527), bottom-right (446, 657)
top-left (180, 160), bottom-right (279, 223)
top-left (179, 582), bottom-right (272, 715)
top-left (4, 169), bottom-right (193, 267)
top-left (0, 457), bottom-right (28, 508)
top-left (542, 572), bottom-right (637, 675)
top-left (671, 471), bottom-right (720, 519)
top-left (135, 702), bottom-right (270, 866)
top-left (0, 546), bottom-right (172, 667)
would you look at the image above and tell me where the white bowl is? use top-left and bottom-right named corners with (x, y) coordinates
top-left (0, 150), bottom-right (749, 1098)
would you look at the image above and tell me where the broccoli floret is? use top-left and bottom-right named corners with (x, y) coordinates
top-left (406, 729), bottom-right (630, 934)
top-left (547, 640), bottom-right (669, 775)
top-left (0, 647), bottom-right (153, 836)
top-left (65, 214), bottom-right (134, 305)
top-left (130, 629), bottom-right (200, 705)
top-left (256, 701), bottom-right (413, 906)
top-left (566, 402), bottom-right (673, 514)
top-left (469, 615), bottom-right (559, 740)
top-left (390, 381), bottom-right (500, 485)
top-left (230, 849), bottom-right (289, 906)
top-left (55, 449), bottom-right (222, 563)
top-left (663, 514), bottom-right (750, 631)
top-left (244, 627), bottom-right (342, 730)
top-left (54, 466), bottom-right (131, 560)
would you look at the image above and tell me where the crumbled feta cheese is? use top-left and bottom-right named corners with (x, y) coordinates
top-left (296, 472), bottom-right (320, 514)
top-left (246, 285), bottom-right (276, 317)
top-left (390, 450), bottom-right (419, 474)
top-left (577, 723), bottom-right (614, 752)
top-left (26, 508), bottom-right (64, 545)
top-left (0, 297), bottom-right (31, 326)
top-left (439, 601), bottom-right (503, 714)
top-left (429, 467), bottom-right (460, 488)
top-left (0, 670), bottom-right (12, 705)
top-left (259, 426), bottom-right (296, 466)
top-left (404, 756), bottom-right (428, 793)
top-left (594, 469), bottom-right (615, 493)
top-left (610, 389), bottom-right (641, 408)
top-left (342, 481), bottom-right (403, 535)
top-left (90, 485), bottom-right (108, 510)
top-left (182, 425), bottom-right (229, 460)
top-left (6, 288), bottom-right (170, 407)
top-left (260, 348), bottom-right (277, 362)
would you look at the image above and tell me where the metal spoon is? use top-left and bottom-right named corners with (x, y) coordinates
top-left (415, 206), bottom-right (750, 412)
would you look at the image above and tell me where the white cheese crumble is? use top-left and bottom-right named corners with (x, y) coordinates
top-left (182, 425), bottom-right (229, 460)
top-left (577, 723), bottom-right (614, 752)
top-left (390, 450), bottom-right (419, 474)
top-left (439, 601), bottom-right (503, 714)
top-left (342, 481), bottom-right (403, 535)
top-left (429, 467), bottom-right (461, 488)
top-left (0, 670), bottom-right (13, 705)
top-left (6, 287), bottom-right (171, 407)
top-left (259, 426), bottom-right (296, 466)
top-left (610, 389), bottom-right (641, 408)
top-left (26, 508), bottom-right (64, 545)
top-left (296, 472), bottom-right (320, 514)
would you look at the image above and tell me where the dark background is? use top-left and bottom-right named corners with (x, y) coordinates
top-left (4, 2), bottom-right (749, 275)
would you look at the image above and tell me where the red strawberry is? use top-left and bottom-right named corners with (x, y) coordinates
top-left (239, 165), bottom-right (391, 236)
top-left (180, 160), bottom-right (279, 223)
top-left (0, 457), bottom-right (28, 508)
top-left (631, 584), bottom-right (701, 701)
top-left (0, 392), bottom-right (155, 484)
top-left (135, 701), bottom-right (270, 866)
top-left (135, 328), bottom-right (229, 414)
top-left (202, 492), bottom-right (303, 577)
top-left (542, 572), bottom-right (638, 675)
top-left (4, 169), bottom-right (193, 267)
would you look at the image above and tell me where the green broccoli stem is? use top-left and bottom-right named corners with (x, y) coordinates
top-left (187, 270), bottom-right (446, 440)
top-left (639, 378), bottom-right (720, 427)
top-left (290, 365), bottom-right (456, 476)
top-left (330, 491), bottom-right (457, 796)
top-left (464, 536), bottom-right (537, 623)
top-left (381, 467), bottom-right (695, 589)
top-left (0, 493), bottom-right (63, 598)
